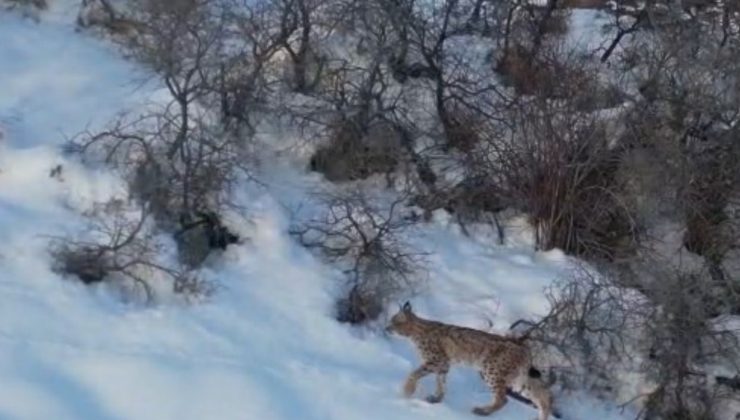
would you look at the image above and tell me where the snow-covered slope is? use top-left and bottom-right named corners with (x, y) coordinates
top-left (0, 3), bottom-right (634, 420)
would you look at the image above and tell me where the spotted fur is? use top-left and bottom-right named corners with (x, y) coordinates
top-left (387, 302), bottom-right (552, 420)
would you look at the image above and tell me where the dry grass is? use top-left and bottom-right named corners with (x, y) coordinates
top-left (541, 10), bottom-right (570, 36)
top-left (495, 45), bottom-right (541, 95)
top-left (442, 106), bottom-right (483, 153)
top-left (310, 119), bottom-right (400, 182)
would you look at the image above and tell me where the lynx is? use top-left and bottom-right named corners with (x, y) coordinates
top-left (387, 302), bottom-right (552, 420)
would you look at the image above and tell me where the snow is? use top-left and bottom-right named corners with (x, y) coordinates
top-left (0, 3), bottom-right (637, 420)
top-left (567, 9), bottom-right (614, 54)
top-left (0, 2), bottom-right (150, 149)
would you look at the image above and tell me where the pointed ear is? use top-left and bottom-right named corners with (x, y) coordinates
top-left (402, 301), bottom-right (412, 313)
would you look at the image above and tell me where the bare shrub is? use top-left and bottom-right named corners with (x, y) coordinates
top-left (282, 0), bottom-right (448, 192)
top-left (49, 199), bottom-right (208, 302)
top-left (495, 44), bottom-right (539, 95)
top-left (291, 189), bottom-right (426, 324)
top-left (309, 119), bottom-right (402, 182)
top-left (408, 174), bottom-right (507, 241)
top-left (515, 258), bottom-right (740, 418)
top-left (617, 8), bottom-right (740, 282)
top-left (71, 116), bottom-right (243, 269)
top-left (560, 0), bottom-right (610, 9)
top-left (539, 9), bottom-right (569, 37)
top-left (52, 244), bottom-right (111, 285)
top-left (71, 0), bottom-right (251, 266)
top-left (440, 105), bottom-right (484, 153)
top-left (496, 45), bottom-right (595, 99)
top-left (108, 0), bottom-right (289, 134)
top-left (2, 0), bottom-right (47, 10)
top-left (76, 0), bottom-right (141, 39)
top-left (291, 49), bottom-right (410, 184)
top-left (77, 0), bottom-right (122, 26)
top-left (604, 12), bottom-right (740, 413)
top-left (272, 0), bottom-right (328, 93)
top-left (311, 118), bottom-right (402, 182)
top-left (358, 0), bottom-right (509, 187)
top-left (2, 0), bottom-right (48, 20)
top-left (511, 264), bottom-right (647, 395)
top-left (72, 110), bottom-right (244, 249)
top-left (682, 143), bottom-right (739, 282)
top-left (216, 0), bottom-right (297, 131)
top-left (478, 94), bottom-right (638, 261)
top-left (637, 267), bottom-right (740, 419)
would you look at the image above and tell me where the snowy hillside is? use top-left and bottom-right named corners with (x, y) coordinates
top-left (0, 2), bottom-right (638, 420)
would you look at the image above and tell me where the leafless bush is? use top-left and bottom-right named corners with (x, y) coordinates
top-left (356, 0), bottom-right (508, 166)
top-left (477, 93), bottom-right (638, 261)
top-left (440, 105), bottom-right (484, 153)
top-left (115, 0), bottom-right (290, 134)
top-left (2, 0), bottom-right (47, 10)
top-left (538, 9), bottom-right (569, 37)
top-left (309, 118), bottom-right (402, 183)
top-left (513, 257), bottom-right (740, 418)
top-left (560, 0), bottom-right (610, 9)
top-left (291, 189), bottom-right (426, 324)
top-left (290, 49), bottom-right (411, 184)
top-left (76, 0), bottom-right (136, 37)
top-left (495, 44), bottom-right (540, 95)
top-left (617, 9), bottom-right (740, 282)
top-left (289, 0), bottom-right (501, 193)
top-left (70, 0), bottom-right (256, 266)
top-left (272, 0), bottom-right (328, 93)
top-left (637, 267), bottom-right (740, 419)
top-left (496, 44), bottom-right (596, 100)
top-left (364, 0), bottom-right (627, 251)
top-left (75, 111), bottom-right (241, 214)
top-left (399, 26), bottom-right (630, 251)
top-left (408, 174), bottom-right (507, 241)
top-left (511, 264), bottom-right (646, 394)
top-left (49, 199), bottom-right (209, 302)
top-left (71, 110), bottom-right (243, 268)
top-left (682, 140), bottom-right (740, 283)
top-left (602, 13), bottom-right (740, 414)
top-left (2, 0), bottom-right (47, 20)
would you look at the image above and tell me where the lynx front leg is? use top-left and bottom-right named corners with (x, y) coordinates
top-left (425, 370), bottom-right (448, 403)
top-left (403, 365), bottom-right (432, 398)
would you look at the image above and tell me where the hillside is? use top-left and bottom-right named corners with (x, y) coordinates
top-left (2, 1), bottom-right (740, 419)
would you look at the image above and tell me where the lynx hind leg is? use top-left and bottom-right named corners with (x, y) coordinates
top-left (474, 361), bottom-right (514, 416)
top-left (522, 375), bottom-right (553, 420)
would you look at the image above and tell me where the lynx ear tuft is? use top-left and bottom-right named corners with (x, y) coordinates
top-left (402, 301), bottom-right (412, 313)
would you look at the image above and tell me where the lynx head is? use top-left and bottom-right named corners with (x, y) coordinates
top-left (386, 301), bottom-right (417, 336)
